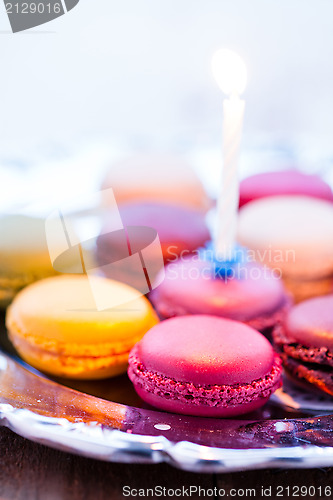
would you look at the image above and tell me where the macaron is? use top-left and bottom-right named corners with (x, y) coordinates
top-left (128, 315), bottom-right (282, 417)
top-left (6, 275), bottom-right (159, 379)
top-left (101, 153), bottom-right (211, 212)
top-left (239, 169), bottom-right (333, 208)
top-left (97, 202), bottom-right (210, 267)
top-left (0, 214), bottom-right (70, 307)
top-left (273, 295), bottom-right (333, 396)
top-left (150, 256), bottom-right (291, 333)
top-left (237, 196), bottom-right (333, 302)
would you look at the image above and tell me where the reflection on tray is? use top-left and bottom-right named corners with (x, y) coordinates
top-left (0, 311), bottom-right (323, 424)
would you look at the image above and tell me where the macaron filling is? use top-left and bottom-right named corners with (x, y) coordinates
top-left (274, 324), bottom-right (333, 395)
top-left (152, 288), bottom-right (290, 332)
top-left (10, 333), bottom-right (131, 377)
top-left (6, 275), bottom-right (159, 380)
top-left (129, 345), bottom-right (282, 409)
top-left (273, 296), bottom-right (333, 395)
top-left (274, 325), bottom-right (333, 367)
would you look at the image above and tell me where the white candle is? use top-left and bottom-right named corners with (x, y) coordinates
top-left (212, 49), bottom-right (247, 260)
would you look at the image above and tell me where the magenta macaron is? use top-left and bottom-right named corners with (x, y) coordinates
top-left (128, 315), bottom-right (282, 417)
top-left (98, 201), bottom-right (210, 264)
top-left (273, 295), bottom-right (333, 396)
top-left (239, 169), bottom-right (333, 208)
top-left (150, 256), bottom-right (291, 334)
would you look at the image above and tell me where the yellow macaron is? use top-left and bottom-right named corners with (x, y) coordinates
top-left (6, 275), bottom-right (159, 379)
top-left (0, 214), bottom-right (80, 308)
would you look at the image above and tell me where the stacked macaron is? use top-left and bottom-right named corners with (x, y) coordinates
top-left (238, 196), bottom-right (333, 302)
top-left (98, 154), bottom-right (211, 288)
top-left (97, 161), bottom-right (292, 414)
top-left (8, 161), bottom-right (333, 418)
top-left (239, 169), bottom-right (333, 208)
top-left (133, 167), bottom-right (333, 413)
top-left (238, 169), bottom-right (333, 302)
top-left (273, 295), bottom-right (333, 396)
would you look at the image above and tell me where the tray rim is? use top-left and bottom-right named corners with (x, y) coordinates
top-left (2, 402), bottom-right (333, 473)
top-left (2, 349), bottom-right (333, 474)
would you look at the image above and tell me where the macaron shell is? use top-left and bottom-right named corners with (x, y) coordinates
top-left (101, 154), bottom-right (211, 212)
top-left (10, 334), bottom-right (130, 379)
top-left (98, 202), bottom-right (210, 265)
top-left (282, 275), bottom-right (333, 303)
top-left (239, 170), bottom-right (333, 208)
top-left (7, 275), bottom-right (158, 345)
top-left (237, 196), bottom-right (333, 279)
top-left (137, 315), bottom-right (275, 386)
top-left (273, 296), bottom-right (333, 397)
top-left (118, 202), bottom-right (209, 243)
top-left (285, 295), bottom-right (333, 350)
top-left (0, 214), bottom-right (56, 308)
top-left (0, 214), bottom-right (87, 307)
top-left (6, 275), bottom-right (159, 379)
top-left (273, 323), bottom-right (333, 368)
top-left (150, 257), bottom-right (288, 323)
top-left (133, 384), bottom-right (272, 417)
top-left (0, 214), bottom-right (77, 276)
top-left (282, 356), bottom-right (333, 397)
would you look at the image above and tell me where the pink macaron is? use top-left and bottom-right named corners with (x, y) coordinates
top-left (150, 256), bottom-right (291, 333)
top-left (273, 295), bottom-right (333, 396)
top-left (98, 202), bottom-right (210, 265)
top-left (128, 315), bottom-right (282, 417)
top-left (239, 169), bottom-right (333, 208)
top-left (237, 196), bottom-right (333, 303)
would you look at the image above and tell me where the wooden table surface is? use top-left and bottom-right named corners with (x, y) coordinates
top-left (1, 427), bottom-right (333, 500)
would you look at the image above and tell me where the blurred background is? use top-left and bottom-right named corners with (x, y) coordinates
top-left (1, 0), bottom-right (333, 205)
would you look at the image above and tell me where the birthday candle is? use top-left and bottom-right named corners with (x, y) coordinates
top-left (212, 49), bottom-right (247, 260)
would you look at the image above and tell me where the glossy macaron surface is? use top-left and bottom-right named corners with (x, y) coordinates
top-left (150, 257), bottom-right (289, 327)
top-left (237, 196), bottom-right (333, 279)
top-left (98, 201), bottom-right (210, 267)
top-left (7, 275), bottom-right (157, 344)
top-left (6, 275), bottom-right (159, 379)
top-left (136, 316), bottom-right (275, 386)
top-left (273, 295), bottom-right (333, 396)
top-left (118, 202), bottom-right (210, 256)
top-left (128, 316), bottom-right (282, 417)
top-left (285, 295), bottom-right (333, 350)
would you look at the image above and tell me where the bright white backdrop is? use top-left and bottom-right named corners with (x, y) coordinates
top-left (0, 0), bottom-right (333, 191)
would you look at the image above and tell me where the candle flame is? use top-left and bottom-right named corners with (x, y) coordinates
top-left (212, 49), bottom-right (247, 96)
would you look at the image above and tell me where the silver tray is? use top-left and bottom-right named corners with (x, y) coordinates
top-left (1, 318), bottom-right (333, 473)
